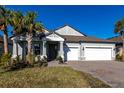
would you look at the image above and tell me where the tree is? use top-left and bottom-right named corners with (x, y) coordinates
top-left (0, 6), bottom-right (12, 54)
top-left (10, 11), bottom-right (43, 63)
top-left (10, 11), bottom-right (24, 35)
top-left (114, 18), bottom-right (124, 61)
top-left (9, 11), bottom-right (24, 58)
top-left (23, 11), bottom-right (43, 56)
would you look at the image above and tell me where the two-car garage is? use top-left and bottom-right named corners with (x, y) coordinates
top-left (65, 43), bottom-right (115, 61)
top-left (84, 47), bottom-right (112, 61)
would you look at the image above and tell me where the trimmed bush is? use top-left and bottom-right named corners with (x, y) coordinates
top-left (40, 56), bottom-right (48, 67)
top-left (34, 55), bottom-right (48, 67)
top-left (56, 56), bottom-right (64, 64)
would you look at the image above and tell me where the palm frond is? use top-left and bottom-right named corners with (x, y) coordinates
top-left (114, 21), bottom-right (123, 34)
top-left (34, 22), bottom-right (43, 32)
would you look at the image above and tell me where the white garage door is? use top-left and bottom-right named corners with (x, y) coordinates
top-left (67, 47), bottom-right (79, 61)
top-left (85, 47), bottom-right (112, 60)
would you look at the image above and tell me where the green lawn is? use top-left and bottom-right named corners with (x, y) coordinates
top-left (0, 67), bottom-right (110, 88)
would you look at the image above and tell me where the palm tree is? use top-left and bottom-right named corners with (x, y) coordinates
top-left (0, 6), bottom-right (11, 54)
top-left (24, 11), bottom-right (43, 56)
top-left (9, 11), bottom-right (24, 58)
top-left (114, 18), bottom-right (124, 60)
top-left (10, 11), bottom-right (24, 35)
top-left (10, 11), bottom-right (43, 62)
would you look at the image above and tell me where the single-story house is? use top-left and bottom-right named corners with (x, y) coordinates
top-left (11, 25), bottom-right (116, 61)
top-left (108, 36), bottom-right (123, 56)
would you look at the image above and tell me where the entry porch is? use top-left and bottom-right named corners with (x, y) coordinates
top-left (11, 32), bottom-right (65, 61)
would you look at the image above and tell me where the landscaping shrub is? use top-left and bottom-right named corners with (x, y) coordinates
top-left (35, 55), bottom-right (41, 62)
top-left (56, 56), bottom-right (64, 64)
top-left (116, 54), bottom-right (123, 61)
top-left (33, 55), bottom-right (41, 66)
top-left (39, 56), bottom-right (48, 67)
top-left (26, 53), bottom-right (35, 65)
top-left (0, 53), bottom-right (11, 68)
top-left (9, 61), bottom-right (30, 71)
top-left (34, 55), bottom-right (48, 67)
top-left (9, 56), bottom-right (31, 71)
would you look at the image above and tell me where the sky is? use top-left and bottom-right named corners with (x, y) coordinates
top-left (2, 5), bottom-right (124, 39)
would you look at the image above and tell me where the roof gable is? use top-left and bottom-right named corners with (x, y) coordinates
top-left (55, 25), bottom-right (85, 36)
top-left (43, 32), bottom-right (64, 41)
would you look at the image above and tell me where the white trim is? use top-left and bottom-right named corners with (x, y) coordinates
top-left (55, 25), bottom-right (84, 36)
top-left (42, 33), bottom-right (64, 41)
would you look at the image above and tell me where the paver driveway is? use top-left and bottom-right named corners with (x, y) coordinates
top-left (49, 61), bottom-right (124, 88)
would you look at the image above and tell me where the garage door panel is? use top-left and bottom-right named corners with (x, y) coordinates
top-left (85, 47), bottom-right (112, 60)
top-left (67, 47), bottom-right (79, 61)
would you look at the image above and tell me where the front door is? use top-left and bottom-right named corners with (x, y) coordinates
top-left (47, 42), bottom-right (58, 61)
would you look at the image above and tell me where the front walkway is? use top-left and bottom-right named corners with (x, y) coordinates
top-left (48, 61), bottom-right (124, 88)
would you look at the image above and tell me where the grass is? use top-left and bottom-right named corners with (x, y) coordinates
top-left (0, 67), bottom-right (110, 88)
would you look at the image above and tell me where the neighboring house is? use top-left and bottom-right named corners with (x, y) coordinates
top-left (11, 25), bottom-right (116, 61)
top-left (108, 36), bottom-right (123, 56)
top-left (0, 35), bottom-right (13, 54)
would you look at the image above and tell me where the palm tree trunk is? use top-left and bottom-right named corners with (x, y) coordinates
top-left (3, 31), bottom-right (8, 54)
top-left (26, 34), bottom-right (34, 64)
top-left (27, 34), bottom-right (33, 55)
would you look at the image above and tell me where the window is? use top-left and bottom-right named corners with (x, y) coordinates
top-left (34, 44), bottom-right (40, 55)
